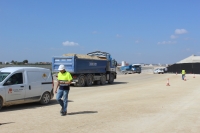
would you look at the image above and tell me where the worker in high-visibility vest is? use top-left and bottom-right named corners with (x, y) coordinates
top-left (55, 64), bottom-right (73, 116)
top-left (182, 70), bottom-right (186, 80)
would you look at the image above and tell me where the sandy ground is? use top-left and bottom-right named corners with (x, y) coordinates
top-left (1, 73), bottom-right (200, 133)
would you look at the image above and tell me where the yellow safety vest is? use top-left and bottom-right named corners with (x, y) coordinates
top-left (182, 70), bottom-right (186, 74)
top-left (57, 71), bottom-right (73, 81)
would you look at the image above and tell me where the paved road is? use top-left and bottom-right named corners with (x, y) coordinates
top-left (0, 73), bottom-right (200, 133)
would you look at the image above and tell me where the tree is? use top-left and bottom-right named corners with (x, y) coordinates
top-left (11, 60), bottom-right (15, 64)
top-left (23, 60), bottom-right (28, 64)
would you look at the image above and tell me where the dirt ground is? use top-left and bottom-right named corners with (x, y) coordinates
top-left (1, 73), bottom-right (200, 133)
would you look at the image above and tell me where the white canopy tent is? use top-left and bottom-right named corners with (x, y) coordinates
top-left (176, 55), bottom-right (200, 64)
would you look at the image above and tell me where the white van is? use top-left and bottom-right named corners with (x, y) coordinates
top-left (0, 67), bottom-right (54, 110)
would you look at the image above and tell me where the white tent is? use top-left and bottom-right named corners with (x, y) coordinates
top-left (176, 55), bottom-right (200, 64)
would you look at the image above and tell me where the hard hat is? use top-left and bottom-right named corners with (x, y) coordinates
top-left (58, 64), bottom-right (65, 70)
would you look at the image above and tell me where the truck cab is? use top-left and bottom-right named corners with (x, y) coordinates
top-left (132, 64), bottom-right (141, 74)
top-left (120, 64), bottom-right (141, 74)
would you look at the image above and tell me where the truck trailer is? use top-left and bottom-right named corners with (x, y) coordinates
top-left (52, 51), bottom-right (117, 87)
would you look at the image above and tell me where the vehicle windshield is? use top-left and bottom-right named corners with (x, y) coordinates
top-left (0, 72), bottom-right (10, 82)
top-left (132, 65), bottom-right (141, 68)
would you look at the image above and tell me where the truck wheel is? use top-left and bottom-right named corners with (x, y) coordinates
top-left (94, 81), bottom-right (100, 85)
top-left (0, 97), bottom-right (3, 110)
top-left (86, 74), bottom-right (93, 86)
top-left (40, 92), bottom-right (50, 105)
top-left (100, 75), bottom-right (106, 85)
top-left (108, 74), bottom-right (114, 84)
top-left (77, 75), bottom-right (85, 87)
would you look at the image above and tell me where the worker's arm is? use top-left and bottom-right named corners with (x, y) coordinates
top-left (54, 79), bottom-right (60, 93)
top-left (59, 81), bottom-right (71, 85)
top-left (65, 80), bottom-right (71, 85)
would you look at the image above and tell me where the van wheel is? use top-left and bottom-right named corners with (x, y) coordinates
top-left (77, 75), bottom-right (85, 87)
top-left (0, 98), bottom-right (3, 110)
top-left (86, 74), bottom-right (93, 86)
top-left (40, 92), bottom-right (51, 105)
top-left (100, 75), bottom-right (106, 85)
top-left (108, 74), bottom-right (114, 84)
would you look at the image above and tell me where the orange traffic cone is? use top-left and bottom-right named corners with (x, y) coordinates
top-left (166, 78), bottom-right (170, 86)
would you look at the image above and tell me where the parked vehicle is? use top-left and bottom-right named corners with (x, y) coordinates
top-left (132, 64), bottom-right (142, 74)
top-left (52, 51), bottom-right (117, 87)
top-left (0, 67), bottom-right (54, 110)
top-left (120, 64), bottom-right (141, 74)
top-left (120, 65), bottom-right (133, 74)
top-left (154, 68), bottom-right (164, 74)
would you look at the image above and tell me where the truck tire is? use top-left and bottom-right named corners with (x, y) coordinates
top-left (86, 74), bottom-right (93, 86)
top-left (40, 92), bottom-right (50, 105)
top-left (94, 81), bottom-right (100, 85)
top-left (108, 74), bottom-right (114, 84)
top-left (77, 75), bottom-right (85, 87)
top-left (0, 97), bottom-right (3, 110)
top-left (100, 75), bottom-right (106, 85)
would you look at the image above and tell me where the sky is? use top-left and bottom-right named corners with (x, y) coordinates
top-left (0, 0), bottom-right (200, 64)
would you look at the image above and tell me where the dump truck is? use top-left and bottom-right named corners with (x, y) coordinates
top-left (52, 51), bottom-right (117, 87)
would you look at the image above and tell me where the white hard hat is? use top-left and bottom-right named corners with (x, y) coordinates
top-left (58, 64), bottom-right (65, 70)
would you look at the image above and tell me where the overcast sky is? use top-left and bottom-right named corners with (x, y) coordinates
top-left (0, 0), bottom-right (200, 64)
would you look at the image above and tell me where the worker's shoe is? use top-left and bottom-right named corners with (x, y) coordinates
top-left (61, 112), bottom-right (67, 116)
top-left (60, 108), bottom-right (63, 114)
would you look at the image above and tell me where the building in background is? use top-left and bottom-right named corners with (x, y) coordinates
top-left (167, 55), bottom-right (200, 74)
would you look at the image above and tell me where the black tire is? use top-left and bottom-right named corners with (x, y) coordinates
top-left (93, 81), bottom-right (100, 85)
top-left (40, 92), bottom-right (51, 105)
top-left (108, 73), bottom-right (114, 84)
top-left (86, 74), bottom-right (93, 86)
top-left (0, 97), bottom-right (3, 110)
top-left (77, 75), bottom-right (85, 87)
top-left (100, 75), bottom-right (106, 85)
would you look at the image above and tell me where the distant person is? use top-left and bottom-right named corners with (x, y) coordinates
top-left (55, 64), bottom-right (73, 116)
top-left (182, 70), bottom-right (186, 80)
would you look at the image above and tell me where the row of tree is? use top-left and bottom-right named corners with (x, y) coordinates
top-left (0, 60), bottom-right (51, 65)
top-left (10, 60), bottom-right (28, 64)
top-left (0, 60), bottom-right (28, 64)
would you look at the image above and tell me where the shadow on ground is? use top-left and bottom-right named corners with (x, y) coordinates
top-left (0, 122), bottom-right (15, 126)
top-left (68, 111), bottom-right (98, 115)
top-left (70, 82), bottom-right (128, 88)
top-left (0, 99), bottom-right (73, 112)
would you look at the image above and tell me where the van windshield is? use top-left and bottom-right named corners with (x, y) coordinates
top-left (0, 72), bottom-right (10, 82)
